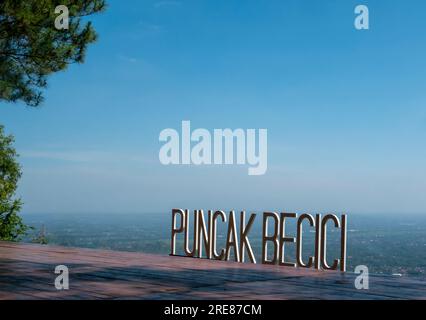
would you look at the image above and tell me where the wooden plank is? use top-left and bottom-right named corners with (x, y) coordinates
top-left (0, 241), bottom-right (425, 300)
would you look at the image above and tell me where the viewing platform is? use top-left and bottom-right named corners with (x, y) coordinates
top-left (0, 241), bottom-right (424, 300)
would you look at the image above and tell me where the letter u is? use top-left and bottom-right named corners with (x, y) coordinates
top-left (184, 209), bottom-right (199, 256)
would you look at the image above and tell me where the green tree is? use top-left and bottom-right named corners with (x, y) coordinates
top-left (0, 0), bottom-right (106, 107)
top-left (0, 1), bottom-right (106, 240)
top-left (0, 125), bottom-right (28, 240)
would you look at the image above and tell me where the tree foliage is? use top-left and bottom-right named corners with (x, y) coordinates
top-left (0, 125), bottom-right (27, 240)
top-left (0, 1), bottom-right (106, 240)
top-left (0, 0), bottom-right (106, 106)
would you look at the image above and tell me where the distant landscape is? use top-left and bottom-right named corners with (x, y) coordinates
top-left (22, 212), bottom-right (426, 278)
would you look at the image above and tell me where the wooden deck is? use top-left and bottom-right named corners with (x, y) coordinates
top-left (0, 241), bottom-right (425, 300)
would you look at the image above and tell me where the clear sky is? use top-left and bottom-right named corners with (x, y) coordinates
top-left (1, 0), bottom-right (426, 215)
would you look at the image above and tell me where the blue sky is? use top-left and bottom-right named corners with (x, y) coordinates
top-left (1, 0), bottom-right (426, 215)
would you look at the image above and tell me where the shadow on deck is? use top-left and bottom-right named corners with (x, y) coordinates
top-left (0, 241), bottom-right (425, 300)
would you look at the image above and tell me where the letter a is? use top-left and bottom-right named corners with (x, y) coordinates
top-left (55, 5), bottom-right (69, 30)
top-left (354, 265), bottom-right (369, 290)
top-left (354, 5), bottom-right (369, 30)
top-left (54, 265), bottom-right (69, 290)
